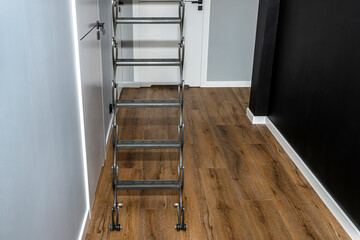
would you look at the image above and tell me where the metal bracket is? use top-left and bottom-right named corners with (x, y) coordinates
top-left (80, 21), bottom-right (105, 41)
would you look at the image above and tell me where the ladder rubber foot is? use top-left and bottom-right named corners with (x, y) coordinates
top-left (175, 224), bottom-right (187, 231)
top-left (110, 224), bottom-right (122, 231)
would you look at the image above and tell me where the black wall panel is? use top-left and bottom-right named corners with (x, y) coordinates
top-left (249, 0), bottom-right (280, 116)
top-left (269, 0), bottom-right (360, 227)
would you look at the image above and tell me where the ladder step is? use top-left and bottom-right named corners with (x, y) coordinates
top-left (115, 17), bottom-right (182, 24)
top-left (139, 0), bottom-right (183, 2)
top-left (116, 180), bottom-right (181, 190)
top-left (117, 140), bottom-right (180, 149)
top-left (116, 58), bottom-right (181, 66)
top-left (116, 99), bottom-right (180, 108)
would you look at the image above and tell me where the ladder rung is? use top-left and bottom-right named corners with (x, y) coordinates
top-left (139, 0), bottom-right (182, 2)
top-left (116, 180), bottom-right (181, 190)
top-left (115, 17), bottom-right (182, 24)
top-left (116, 99), bottom-right (180, 108)
top-left (117, 140), bottom-right (180, 149)
top-left (116, 58), bottom-right (181, 66)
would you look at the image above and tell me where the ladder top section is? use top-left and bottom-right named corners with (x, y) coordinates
top-left (117, 99), bottom-right (180, 108)
top-left (116, 58), bottom-right (182, 66)
top-left (115, 17), bottom-right (182, 24)
top-left (116, 180), bottom-right (181, 190)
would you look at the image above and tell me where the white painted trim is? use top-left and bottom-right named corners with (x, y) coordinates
top-left (121, 81), bottom-right (179, 88)
top-left (247, 110), bottom-right (360, 239)
top-left (132, 0), bottom-right (141, 83)
top-left (122, 81), bottom-right (251, 88)
top-left (198, 1), bottom-right (252, 88)
top-left (121, 82), bottom-right (141, 88)
top-left (202, 81), bottom-right (251, 88)
top-left (246, 108), bottom-right (266, 124)
top-left (200, 0), bottom-right (211, 87)
top-left (97, 0), bottom-right (107, 164)
top-left (105, 114), bottom-right (114, 152)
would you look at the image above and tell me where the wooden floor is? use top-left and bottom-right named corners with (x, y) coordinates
top-left (86, 87), bottom-right (349, 240)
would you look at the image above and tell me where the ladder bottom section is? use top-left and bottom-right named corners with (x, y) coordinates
top-left (116, 140), bottom-right (181, 149)
top-left (116, 99), bottom-right (180, 108)
top-left (116, 180), bottom-right (181, 190)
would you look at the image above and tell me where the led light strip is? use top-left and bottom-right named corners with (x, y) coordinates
top-left (69, 0), bottom-right (91, 239)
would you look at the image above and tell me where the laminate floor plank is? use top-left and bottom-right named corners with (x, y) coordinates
top-left (116, 169), bottom-right (142, 240)
top-left (86, 87), bottom-right (350, 240)
top-left (187, 110), bottom-right (227, 169)
top-left (241, 200), bottom-right (293, 240)
top-left (184, 166), bottom-right (214, 240)
top-left (214, 125), bottom-right (272, 201)
top-left (256, 127), bottom-right (350, 239)
top-left (199, 168), bottom-right (254, 240)
top-left (199, 88), bottom-right (245, 126)
top-left (243, 144), bottom-right (349, 240)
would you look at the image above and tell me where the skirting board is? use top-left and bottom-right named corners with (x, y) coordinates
top-left (121, 82), bottom-right (179, 88)
top-left (121, 81), bottom-right (251, 88)
top-left (246, 108), bottom-right (267, 124)
top-left (246, 108), bottom-right (360, 239)
top-left (201, 80), bottom-right (251, 88)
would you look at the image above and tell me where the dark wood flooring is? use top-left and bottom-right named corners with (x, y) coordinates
top-left (86, 87), bottom-right (350, 240)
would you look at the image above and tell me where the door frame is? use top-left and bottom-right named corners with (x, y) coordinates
top-left (200, 0), bottom-right (252, 88)
top-left (130, 0), bottom-right (252, 88)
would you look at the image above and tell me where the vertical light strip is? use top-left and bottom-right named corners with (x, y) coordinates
top-left (70, 0), bottom-right (90, 239)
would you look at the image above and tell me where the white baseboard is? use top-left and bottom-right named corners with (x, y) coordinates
top-left (246, 108), bottom-right (360, 239)
top-left (201, 81), bottom-right (251, 88)
top-left (79, 210), bottom-right (90, 240)
top-left (246, 108), bottom-right (267, 124)
top-left (121, 81), bottom-right (251, 88)
top-left (121, 82), bottom-right (179, 88)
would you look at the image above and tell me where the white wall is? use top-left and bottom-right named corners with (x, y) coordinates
top-left (75, 0), bottom-right (106, 211)
top-left (119, 0), bottom-right (135, 84)
top-left (0, 1), bottom-right (87, 239)
top-left (99, 0), bottom-right (115, 148)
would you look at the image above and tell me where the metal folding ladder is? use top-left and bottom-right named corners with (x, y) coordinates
top-left (110, 0), bottom-right (187, 231)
